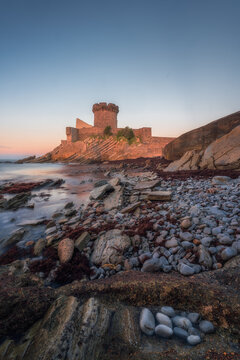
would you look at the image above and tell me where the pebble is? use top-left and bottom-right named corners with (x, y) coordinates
top-left (165, 238), bottom-right (178, 248)
top-left (187, 313), bottom-right (200, 324)
top-left (161, 306), bottom-right (175, 317)
top-left (139, 308), bottom-right (155, 335)
top-left (173, 327), bottom-right (188, 340)
top-left (155, 324), bottom-right (173, 338)
top-left (187, 335), bottom-right (201, 346)
top-left (172, 316), bottom-right (192, 330)
top-left (199, 320), bottom-right (215, 334)
top-left (178, 263), bottom-right (195, 276)
top-left (142, 258), bottom-right (162, 272)
top-left (221, 247), bottom-right (237, 261)
top-left (156, 313), bottom-right (172, 328)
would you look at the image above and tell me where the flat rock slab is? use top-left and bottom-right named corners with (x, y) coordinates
top-left (147, 191), bottom-right (172, 201)
top-left (17, 219), bottom-right (46, 226)
top-left (121, 201), bottom-right (141, 214)
top-left (90, 184), bottom-right (114, 200)
top-left (134, 180), bottom-right (161, 191)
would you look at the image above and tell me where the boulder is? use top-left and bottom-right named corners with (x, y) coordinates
top-left (91, 229), bottom-right (131, 266)
top-left (163, 111), bottom-right (240, 161)
top-left (164, 125), bottom-right (240, 171)
top-left (58, 238), bottom-right (74, 263)
top-left (200, 125), bottom-right (240, 170)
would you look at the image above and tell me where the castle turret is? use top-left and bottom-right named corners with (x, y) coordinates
top-left (92, 102), bottom-right (119, 130)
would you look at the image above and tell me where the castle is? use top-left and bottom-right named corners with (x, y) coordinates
top-left (64, 102), bottom-right (152, 143)
top-left (46, 102), bottom-right (175, 162)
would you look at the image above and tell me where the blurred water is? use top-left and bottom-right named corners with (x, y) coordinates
top-left (0, 163), bottom-right (104, 245)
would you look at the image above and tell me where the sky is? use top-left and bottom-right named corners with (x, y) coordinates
top-left (0, 0), bottom-right (240, 158)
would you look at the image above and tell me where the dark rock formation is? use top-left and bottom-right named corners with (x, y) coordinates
top-left (0, 256), bottom-right (240, 359)
top-left (163, 111), bottom-right (240, 161)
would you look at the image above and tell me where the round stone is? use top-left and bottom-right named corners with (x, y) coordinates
top-left (155, 324), bottom-right (173, 338)
top-left (181, 218), bottom-right (191, 229)
top-left (199, 320), bottom-right (215, 334)
top-left (172, 316), bottom-right (192, 330)
top-left (221, 247), bottom-right (237, 261)
top-left (178, 263), bottom-right (195, 276)
top-left (139, 308), bottom-right (155, 335)
top-left (187, 335), bottom-right (201, 346)
top-left (156, 313), bottom-right (172, 328)
top-left (187, 312), bottom-right (200, 324)
top-left (160, 306), bottom-right (175, 317)
top-left (173, 327), bottom-right (188, 340)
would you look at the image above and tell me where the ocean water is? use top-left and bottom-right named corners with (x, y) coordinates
top-left (0, 162), bottom-right (104, 247)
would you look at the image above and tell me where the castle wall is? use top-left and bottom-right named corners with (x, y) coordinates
top-left (133, 127), bottom-right (152, 142)
top-left (77, 127), bottom-right (103, 140)
top-left (66, 127), bottom-right (79, 143)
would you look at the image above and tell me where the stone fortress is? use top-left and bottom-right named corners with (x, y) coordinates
top-left (64, 102), bottom-right (153, 144)
top-left (45, 102), bottom-right (175, 162)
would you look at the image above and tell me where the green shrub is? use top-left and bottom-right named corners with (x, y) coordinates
top-left (117, 127), bottom-right (135, 142)
top-left (103, 126), bottom-right (113, 136)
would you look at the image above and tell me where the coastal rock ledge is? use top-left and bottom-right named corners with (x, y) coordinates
top-left (0, 256), bottom-right (240, 360)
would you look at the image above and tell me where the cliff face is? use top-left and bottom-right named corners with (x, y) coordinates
top-left (36, 136), bottom-right (174, 163)
top-left (163, 111), bottom-right (240, 161)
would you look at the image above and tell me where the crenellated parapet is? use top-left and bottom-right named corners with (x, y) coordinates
top-left (92, 102), bottom-right (119, 114)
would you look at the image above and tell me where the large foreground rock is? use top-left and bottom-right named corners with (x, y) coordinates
top-left (164, 125), bottom-right (240, 171)
top-left (163, 111), bottom-right (240, 161)
top-left (1, 257), bottom-right (240, 359)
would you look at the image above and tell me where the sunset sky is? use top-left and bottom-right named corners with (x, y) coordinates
top-left (1, 0), bottom-right (240, 158)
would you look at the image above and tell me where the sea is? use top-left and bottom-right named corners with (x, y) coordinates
top-left (0, 161), bottom-right (104, 248)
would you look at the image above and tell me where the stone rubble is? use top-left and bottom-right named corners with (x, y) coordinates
top-left (2, 169), bottom-right (240, 285)
top-left (139, 306), bottom-right (215, 346)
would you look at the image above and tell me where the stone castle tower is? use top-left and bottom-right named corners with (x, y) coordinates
top-left (92, 102), bottom-right (119, 130)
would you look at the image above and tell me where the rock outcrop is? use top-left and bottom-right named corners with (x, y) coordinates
top-left (1, 258), bottom-right (240, 359)
top-left (164, 125), bottom-right (240, 171)
top-left (163, 111), bottom-right (240, 161)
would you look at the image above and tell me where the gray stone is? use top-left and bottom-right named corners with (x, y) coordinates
top-left (172, 316), bottom-right (192, 330)
top-left (160, 306), bottom-right (175, 317)
top-left (140, 308), bottom-right (155, 335)
top-left (134, 179), bottom-right (161, 190)
top-left (198, 245), bottom-right (212, 269)
top-left (156, 313), bottom-right (172, 328)
top-left (181, 241), bottom-right (194, 249)
top-left (165, 237), bottom-right (178, 248)
top-left (201, 237), bottom-right (213, 247)
top-left (178, 263), bottom-right (195, 276)
top-left (187, 313), bottom-right (200, 324)
top-left (142, 258), bottom-right (162, 272)
top-left (155, 324), bottom-right (173, 338)
top-left (187, 335), bottom-right (201, 346)
top-left (199, 320), bottom-right (215, 334)
top-left (180, 232), bottom-right (193, 242)
top-left (221, 247), bottom-right (237, 261)
top-left (90, 184), bottom-right (114, 200)
top-left (173, 327), bottom-right (188, 340)
top-left (212, 176), bottom-right (232, 185)
top-left (219, 235), bottom-right (233, 245)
